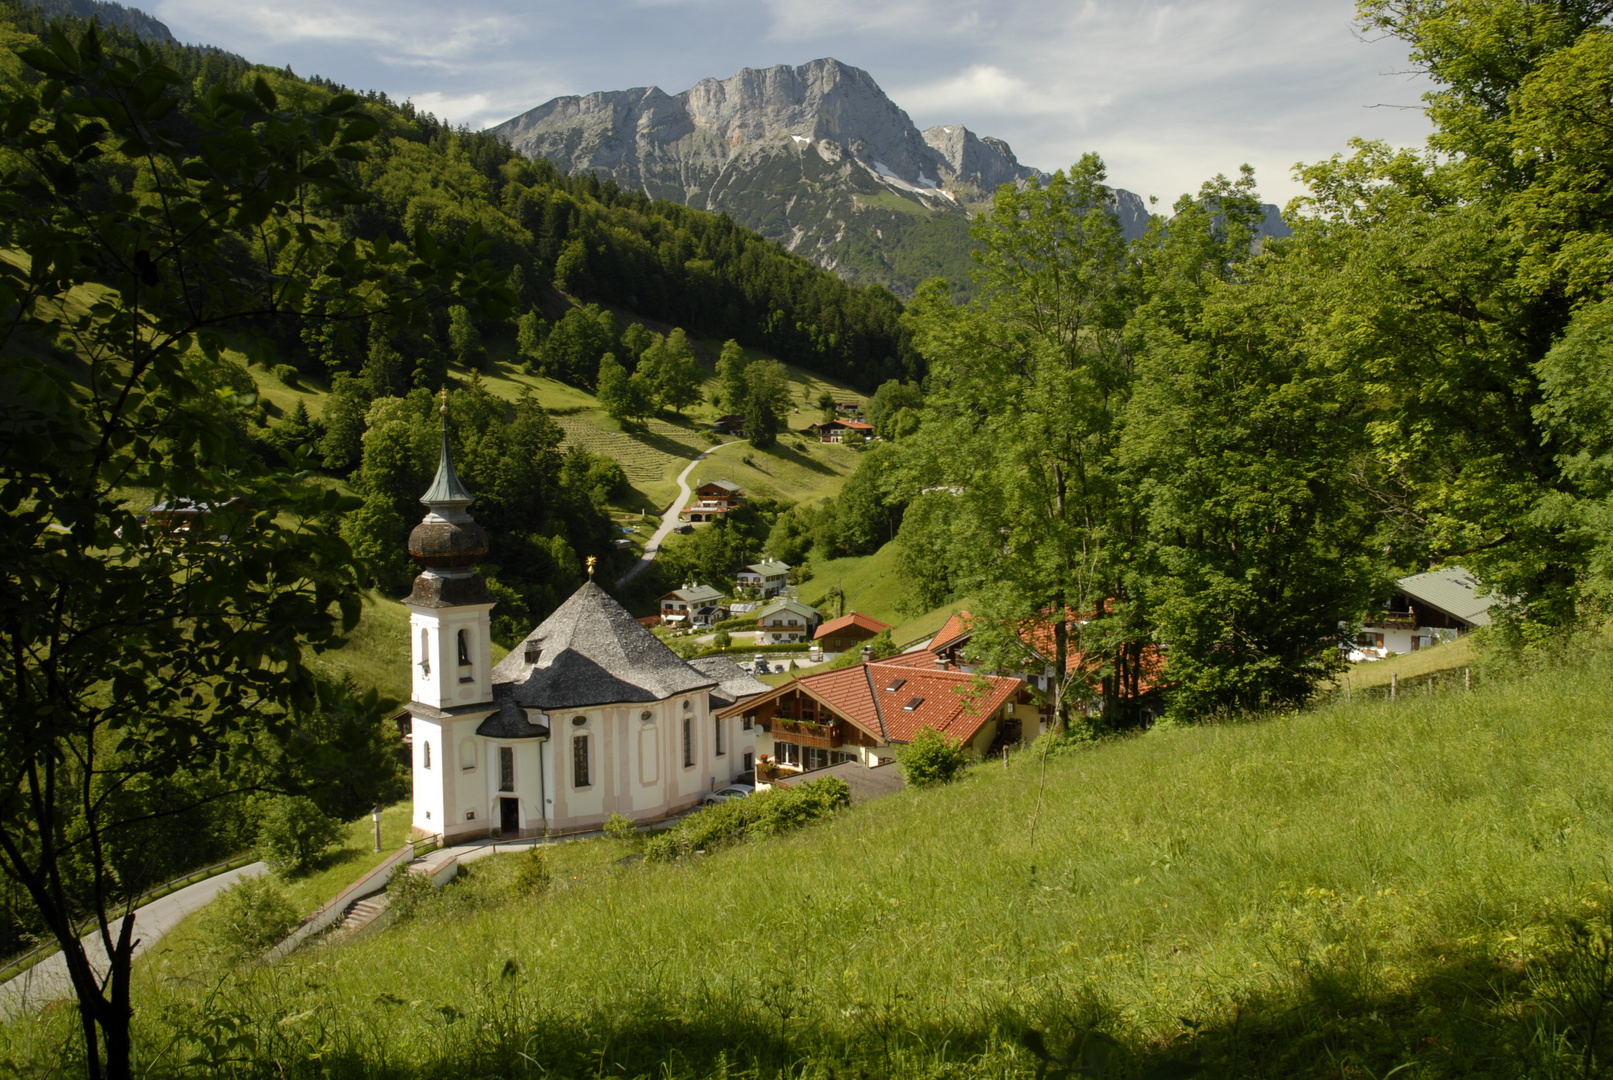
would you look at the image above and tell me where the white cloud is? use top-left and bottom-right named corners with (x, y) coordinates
top-left (151, 0), bottom-right (1434, 202)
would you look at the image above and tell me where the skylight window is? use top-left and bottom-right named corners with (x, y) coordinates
top-left (884, 678), bottom-right (906, 693)
top-left (903, 697), bottom-right (924, 711)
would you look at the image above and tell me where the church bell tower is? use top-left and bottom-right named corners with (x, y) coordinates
top-left (406, 394), bottom-right (496, 839)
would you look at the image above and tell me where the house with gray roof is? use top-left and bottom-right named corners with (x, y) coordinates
top-left (736, 559), bottom-right (791, 596)
top-left (404, 411), bottom-right (766, 842)
top-left (755, 597), bottom-right (821, 644)
top-left (1351, 566), bottom-right (1495, 661)
top-left (659, 583), bottom-right (728, 628)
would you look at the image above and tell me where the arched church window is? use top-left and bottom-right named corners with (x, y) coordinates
top-left (572, 735), bottom-right (590, 788)
top-left (419, 628), bottom-right (430, 675)
top-left (682, 716), bottom-right (693, 768)
top-left (422, 741), bottom-right (431, 769)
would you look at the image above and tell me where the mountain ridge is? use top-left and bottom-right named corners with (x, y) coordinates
top-left (491, 58), bottom-right (1282, 297)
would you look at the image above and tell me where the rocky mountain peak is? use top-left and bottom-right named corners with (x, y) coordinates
top-left (920, 124), bottom-right (1041, 192)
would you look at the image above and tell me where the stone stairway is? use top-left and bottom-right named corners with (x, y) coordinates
top-left (332, 894), bottom-right (390, 937)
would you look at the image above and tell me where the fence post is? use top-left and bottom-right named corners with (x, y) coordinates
top-left (1345, 674), bottom-right (1351, 702)
top-left (1391, 672), bottom-right (1398, 701)
top-left (1465, 667), bottom-right (1470, 692)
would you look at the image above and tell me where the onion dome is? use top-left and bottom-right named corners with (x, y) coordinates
top-left (407, 394), bottom-right (489, 573)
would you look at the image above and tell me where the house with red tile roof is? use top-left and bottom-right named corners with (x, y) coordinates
top-left (926, 609), bottom-right (1166, 721)
top-left (716, 658), bottom-right (1037, 779)
top-left (813, 611), bottom-right (893, 656)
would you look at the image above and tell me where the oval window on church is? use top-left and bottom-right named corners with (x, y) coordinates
top-left (572, 715), bottom-right (588, 727)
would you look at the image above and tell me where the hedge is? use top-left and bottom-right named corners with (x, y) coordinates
top-left (644, 776), bottom-right (850, 862)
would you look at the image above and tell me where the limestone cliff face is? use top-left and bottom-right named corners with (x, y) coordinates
top-left (490, 59), bottom-right (1287, 298)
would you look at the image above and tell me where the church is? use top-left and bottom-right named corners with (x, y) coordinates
top-left (404, 403), bottom-right (767, 841)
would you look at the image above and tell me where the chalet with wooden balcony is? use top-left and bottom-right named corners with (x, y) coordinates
top-left (659, 583), bottom-right (727, 629)
top-left (736, 560), bottom-right (791, 597)
top-left (808, 419), bottom-right (874, 444)
top-left (718, 659), bottom-right (1036, 779)
top-left (1351, 568), bottom-right (1494, 661)
top-left (755, 597), bottom-right (820, 644)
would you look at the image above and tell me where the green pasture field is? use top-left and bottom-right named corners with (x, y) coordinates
top-left (7, 649), bottom-right (1611, 1077)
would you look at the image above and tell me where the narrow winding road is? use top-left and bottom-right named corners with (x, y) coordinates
top-left (0, 861), bottom-right (267, 1017)
top-left (617, 442), bottom-right (735, 589)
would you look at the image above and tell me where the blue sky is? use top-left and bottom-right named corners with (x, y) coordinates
top-left (149, 0), bottom-right (1435, 206)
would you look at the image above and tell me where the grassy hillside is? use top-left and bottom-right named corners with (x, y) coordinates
top-left (253, 336), bottom-right (868, 516)
top-left (17, 651), bottom-right (1609, 1077)
top-left (798, 543), bottom-right (908, 626)
top-left (1329, 634), bottom-right (1481, 696)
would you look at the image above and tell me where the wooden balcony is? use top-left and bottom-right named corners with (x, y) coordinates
top-left (1365, 614), bottom-right (1417, 631)
top-left (763, 719), bottom-right (847, 748)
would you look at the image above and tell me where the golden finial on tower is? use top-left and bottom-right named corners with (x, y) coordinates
top-left (586, 555), bottom-right (597, 579)
top-left (439, 387), bottom-right (448, 415)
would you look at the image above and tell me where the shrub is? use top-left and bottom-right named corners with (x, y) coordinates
top-left (271, 363), bottom-right (299, 387)
top-left (897, 726), bottom-right (970, 787)
top-left (257, 796), bottom-right (345, 875)
top-left (513, 844), bottom-right (551, 897)
top-left (200, 874), bottom-right (299, 957)
top-left (713, 629), bottom-right (732, 650)
top-left (387, 861), bottom-right (434, 920)
top-left (644, 777), bottom-right (849, 862)
top-left (603, 813), bottom-right (637, 842)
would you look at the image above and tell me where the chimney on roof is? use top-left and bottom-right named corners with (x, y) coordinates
top-left (935, 654), bottom-right (948, 670)
top-left (861, 643), bottom-right (873, 664)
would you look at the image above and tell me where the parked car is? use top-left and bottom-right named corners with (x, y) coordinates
top-left (753, 654), bottom-right (769, 674)
top-left (700, 785), bottom-right (754, 807)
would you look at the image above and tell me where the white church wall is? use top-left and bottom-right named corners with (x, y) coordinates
top-left (407, 601), bottom-right (495, 710)
top-left (411, 717), bottom-right (447, 837)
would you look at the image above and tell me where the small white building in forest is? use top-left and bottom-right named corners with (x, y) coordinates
top-left (405, 407), bottom-right (766, 841)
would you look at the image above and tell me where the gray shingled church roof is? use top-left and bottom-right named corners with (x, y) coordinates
top-left (492, 581), bottom-right (716, 710)
top-left (687, 656), bottom-right (770, 708)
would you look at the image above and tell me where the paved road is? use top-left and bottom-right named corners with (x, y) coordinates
top-left (616, 442), bottom-right (735, 588)
top-left (0, 861), bottom-right (267, 1017)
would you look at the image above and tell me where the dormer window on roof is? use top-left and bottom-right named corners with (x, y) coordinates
top-left (884, 678), bottom-right (906, 693)
top-left (903, 696), bottom-right (924, 711)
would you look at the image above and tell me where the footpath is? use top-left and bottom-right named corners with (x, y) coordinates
top-left (616, 442), bottom-right (735, 588)
top-left (0, 861), bottom-right (267, 1018)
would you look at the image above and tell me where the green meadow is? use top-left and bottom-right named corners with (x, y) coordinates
top-left (5, 647), bottom-right (1610, 1078)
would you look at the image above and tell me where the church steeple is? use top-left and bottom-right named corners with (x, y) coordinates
top-left (408, 392), bottom-right (489, 579)
top-left (420, 390), bottom-right (476, 523)
top-left (404, 392), bottom-right (495, 711)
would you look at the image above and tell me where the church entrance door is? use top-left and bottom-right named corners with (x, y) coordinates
top-left (499, 797), bottom-right (520, 836)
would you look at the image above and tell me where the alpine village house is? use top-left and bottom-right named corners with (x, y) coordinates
top-left (405, 407), bottom-right (767, 841)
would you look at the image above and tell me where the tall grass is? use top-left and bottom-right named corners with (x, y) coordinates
top-left (6, 653), bottom-right (1613, 1078)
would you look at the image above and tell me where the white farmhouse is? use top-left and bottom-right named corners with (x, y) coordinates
top-left (735, 560), bottom-right (791, 596)
top-left (755, 598), bottom-right (820, 644)
top-left (1351, 567), bottom-right (1494, 661)
top-left (406, 409), bottom-right (765, 841)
